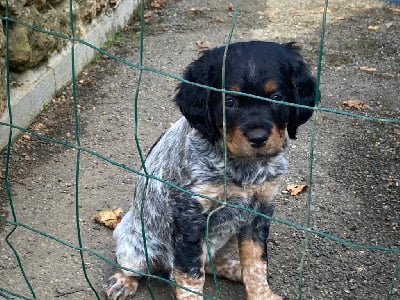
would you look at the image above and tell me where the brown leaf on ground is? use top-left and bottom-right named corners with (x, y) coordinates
top-left (190, 7), bottom-right (206, 15)
top-left (287, 184), bottom-right (308, 196)
top-left (93, 208), bottom-right (122, 229)
top-left (359, 66), bottom-right (377, 72)
top-left (150, 0), bottom-right (166, 9)
top-left (144, 11), bottom-right (153, 20)
top-left (367, 24), bottom-right (379, 31)
top-left (342, 99), bottom-right (371, 111)
top-left (195, 40), bottom-right (211, 49)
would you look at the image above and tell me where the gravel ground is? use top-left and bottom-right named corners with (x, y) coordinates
top-left (1, 0), bottom-right (399, 299)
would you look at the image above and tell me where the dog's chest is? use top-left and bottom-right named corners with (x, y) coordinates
top-left (191, 176), bottom-right (280, 234)
top-left (182, 132), bottom-right (286, 241)
top-left (192, 178), bottom-right (280, 210)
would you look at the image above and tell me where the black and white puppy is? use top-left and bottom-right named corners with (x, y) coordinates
top-left (103, 41), bottom-right (318, 300)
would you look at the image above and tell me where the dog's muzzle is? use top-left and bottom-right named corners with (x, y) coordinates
top-left (245, 128), bottom-right (270, 148)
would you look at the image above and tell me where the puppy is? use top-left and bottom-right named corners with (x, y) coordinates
top-left (103, 41), bottom-right (318, 300)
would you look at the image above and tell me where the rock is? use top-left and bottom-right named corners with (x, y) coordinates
top-left (8, 24), bottom-right (32, 70)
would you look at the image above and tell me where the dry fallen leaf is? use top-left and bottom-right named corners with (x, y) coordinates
top-left (287, 184), bottom-right (308, 196)
top-left (190, 7), bottom-right (206, 15)
top-left (367, 24), bottom-right (379, 31)
top-left (228, 3), bottom-right (234, 11)
top-left (144, 11), bottom-right (153, 20)
top-left (342, 99), bottom-right (371, 111)
top-left (150, 0), bottom-right (166, 9)
top-left (382, 72), bottom-right (395, 78)
top-left (390, 7), bottom-right (400, 13)
top-left (359, 66), bottom-right (377, 72)
top-left (195, 40), bottom-right (211, 49)
top-left (94, 208), bottom-right (122, 229)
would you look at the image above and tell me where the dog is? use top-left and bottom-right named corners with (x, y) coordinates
top-left (103, 41), bottom-right (318, 300)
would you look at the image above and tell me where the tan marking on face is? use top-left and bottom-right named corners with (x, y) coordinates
top-left (173, 269), bottom-right (205, 300)
top-left (193, 178), bottom-right (280, 210)
top-left (263, 80), bottom-right (278, 95)
top-left (225, 127), bottom-right (253, 157)
top-left (267, 125), bottom-right (286, 154)
top-left (239, 240), bottom-right (282, 300)
top-left (221, 125), bottom-right (286, 158)
top-left (228, 85), bottom-right (241, 92)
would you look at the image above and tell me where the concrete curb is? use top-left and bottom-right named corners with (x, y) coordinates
top-left (0, 0), bottom-right (139, 150)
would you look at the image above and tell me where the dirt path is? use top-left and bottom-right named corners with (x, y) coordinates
top-left (1, 0), bottom-right (399, 299)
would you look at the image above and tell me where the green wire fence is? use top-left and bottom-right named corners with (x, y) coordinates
top-left (1, 0), bottom-right (399, 299)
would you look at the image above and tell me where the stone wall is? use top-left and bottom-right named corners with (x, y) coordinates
top-left (0, 0), bottom-right (125, 115)
top-left (0, 21), bottom-right (5, 115)
top-left (0, 0), bottom-right (138, 150)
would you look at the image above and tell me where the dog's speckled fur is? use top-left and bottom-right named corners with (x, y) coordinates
top-left (103, 41), bottom-right (318, 300)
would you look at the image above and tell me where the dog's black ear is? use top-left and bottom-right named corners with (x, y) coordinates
top-left (175, 51), bottom-right (219, 143)
top-left (285, 43), bottom-right (320, 139)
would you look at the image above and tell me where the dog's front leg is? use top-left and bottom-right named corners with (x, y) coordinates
top-left (172, 201), bottom-right (206, 300)
top-left (239, 204), bottom-right (282, 300)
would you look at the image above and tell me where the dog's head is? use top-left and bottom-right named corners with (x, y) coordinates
top-left (175, 41), bottom-right (319, 158)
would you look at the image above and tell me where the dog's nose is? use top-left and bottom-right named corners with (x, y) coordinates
top-left (246, 128), bottom-right (270, 148)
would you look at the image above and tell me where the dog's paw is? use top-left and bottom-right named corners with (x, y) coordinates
top-left (102, 271), bottom-right (139, 300)
top-left (268, 293), bottom-right (283, 300)
top-left (247, 290), bottom-right (283, 300)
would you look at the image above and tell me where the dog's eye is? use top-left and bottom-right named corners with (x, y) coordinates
top-left (270, 93), bottom-right (284, 101)
top-left (225, 96), bottom-right (237, 108)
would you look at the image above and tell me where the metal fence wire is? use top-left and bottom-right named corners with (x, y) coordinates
top-left (1, 0), bottom-right (400, 299)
